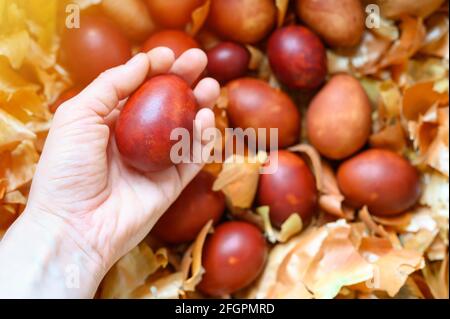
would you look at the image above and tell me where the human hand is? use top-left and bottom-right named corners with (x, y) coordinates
top-left (23, 48), bottom-right (220, 286)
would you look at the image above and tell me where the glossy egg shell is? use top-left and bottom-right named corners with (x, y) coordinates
top-left (141, 30), bottom-right (199, 58)
top-left (267, 26), bottom-right (327, 89)
top-left (337, 149), bottom-right (421, 216)
top-left (206, 42), bottom-right (250, 84)
top-left (152, 171), bottom-right (226, 244)
top-left (61, 14), bottom-right (132, 84)
top-left (226, 78), bottom-right (301, 149)
top-left (198, 221), bottom-right (268, 296)
top-left (115, 74), bottom-right (198, 172)
top-left (306, 74), bottom-right (372, 160)
top-left (258, 150), bottom-right (318, 228)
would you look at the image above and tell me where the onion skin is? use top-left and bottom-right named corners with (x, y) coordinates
top-left (152, 171), bottom-right (225, 244)
top-left (296, 0), bottom-right (364, 47)
top-left (258, 150), bottom-right (318, 228)
top-left (226, 78), bottom-right (301, 149)
top-left (337, 149), bottom-right (421, 216)
top-left (61, 14), bottom-right (132, 84)
top-left (145, 0), bottom-right (204, 29)
top-left (198, 221), bottom-right (267, 296)
top-left (207, 0), bottom-right (276, 44)
top-left (141, 30), bottom-right (199, 58)
top-left (115, 74), bottom-right (198, 172)
top-left (306, 74), bottom-right (372, 160)
top-left (207, 42), bottom-right (250, 84)
top-left (267, 26), bottom-right (327, 89)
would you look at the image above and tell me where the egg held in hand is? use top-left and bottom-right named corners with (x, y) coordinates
top-left (115, 74), bottom-right (198, 172)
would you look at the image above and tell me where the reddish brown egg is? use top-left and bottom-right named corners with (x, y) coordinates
top-left (306, 74), bottom-right (372, 160)
top-left (152, 171), bottom-right (225, 244)
top-left (258, 150), bottom-right (318, 228)
top-left (115, 74), bottom-right (198, 172)
top-left (296, 0), bottom-right (365, 47)
top-left (267, 26), bottom-right (327, 89)
top-left (198, 221), bottom-right (267, 296)
top-left (206, 42), bottom-right (250, 84)
top-left (49, 88), bottom-right (81, 113)
top-left (337, 149), bottom-right (421, 216)
top-left (226, 78), bottom-right (301, 149)
top-left (61, 14), bottom-right (132, 84)
top-left (141, 30), bottom-right (199, 58)
top-left (146, 0), bottom-right (204, 29)
top-left (207, 0), bottom-right (276, 44)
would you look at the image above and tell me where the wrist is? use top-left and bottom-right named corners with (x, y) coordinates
top-left (0, 208), bottom-right (106, 298)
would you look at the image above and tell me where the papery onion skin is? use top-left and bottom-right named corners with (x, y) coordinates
top-left (207, 42), bottom-right (250, 84)
top-left (267, 25), bottom-right (327, 89)
top-left (146, 0), bottom-right (204, 29)
top-left (141, 30), bottom-right (200, 58)
top-left (198, 221), bottom-right (268, 296)
top-left (115, 74), bottom-right (198, 172)
top-left (152, 171), bottom-right (225, 244)
top-left (296, 0), bottom-right (365, 47)
top-left (306, 74), bottom-right (372, 160)
top-left (337, 149), bottom-right (421, 216)
top-left (258, 150), bottom-right (318, 228)
top-left (226, 78), bottom-right (301, 149)
top-left (61, 14), bottom-right (132, 85)
top-left (207, 0), bottom-right (277, 44)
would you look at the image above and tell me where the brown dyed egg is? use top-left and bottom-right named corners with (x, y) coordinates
top-left (115, 74), bottom-right (198, 172)
top-left (337, 149), bottom-right (421, 216)
top-left (198, 221), bottom-right (267, 296)
top-left (141, 30), bottom-right (199, 57)
top-left (258, 150), bottom-right (318, 228)
top-left (146, 0), bottom-right (204, 29)
top-left (306, 74), bottom-right (372, 160)
top-left (206, 42), bottom-right (250, 84)
top-left (267, 25), bottom-right (327, 89)
top-left (226, 78), bottom-right (301, 149)
top-left (49, 88), bottom-right (81, 113)
top-left (61, 14), bottom-right (132, 84)
top-left (207, 0), bottom-right (276, 44)
top-left (152, 171), bottom-right (225, 244)
top-left (296, 0), bottom-right (365, 47)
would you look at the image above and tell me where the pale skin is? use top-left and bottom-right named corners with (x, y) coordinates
top-left (0, 48), bottom-right (220, 298)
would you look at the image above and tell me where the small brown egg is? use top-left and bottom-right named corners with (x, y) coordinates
top-left (207, 0), bottom-right (276, 44)
top-left (141, 30), bottom-right (199, 58)
top-left (306, 74), bottom-right (372, 160)
top-left (296, 0), bottom-right (365, 47)
top-left (206, 42), bottom-right (250, 84)
top-left (267, 26), bottom-right (327, 89)
top-left (337, 149), bottom-right (421, 216)
top-left (258, 150), bottom-right (318, 227)
top-left (146, 0), bottom-right (204, 29)
top-left (226, 78), bottom-right (301, 149)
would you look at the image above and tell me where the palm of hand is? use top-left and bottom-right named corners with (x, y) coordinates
top-left (26, 48), bottom-right (219, 268)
